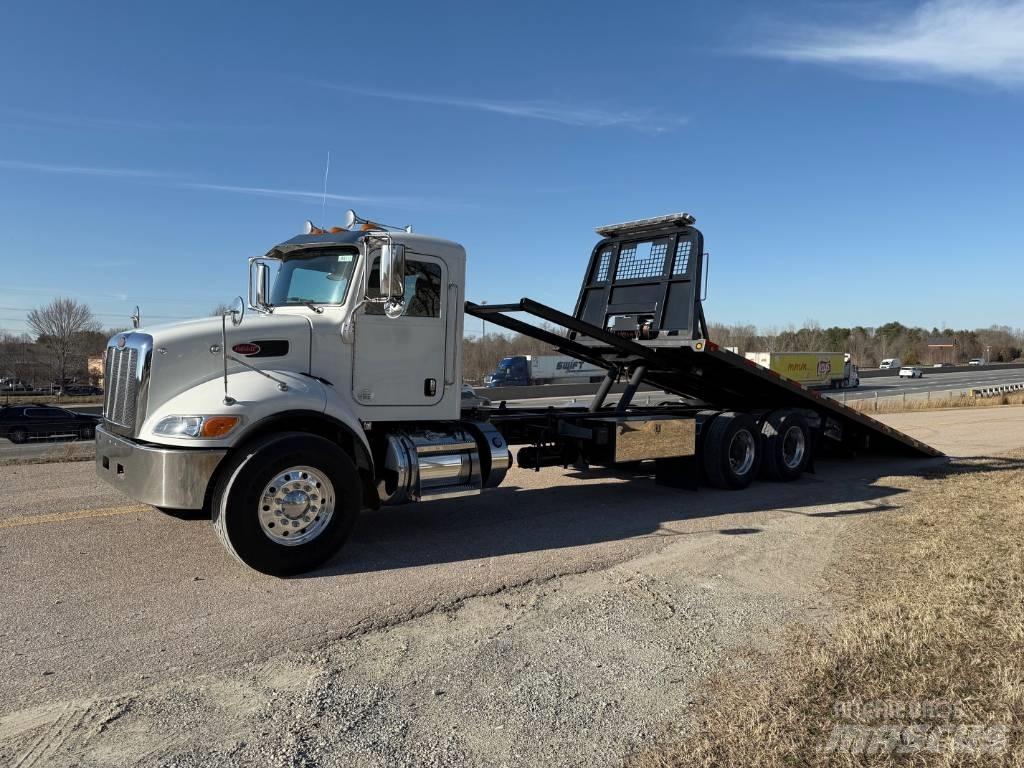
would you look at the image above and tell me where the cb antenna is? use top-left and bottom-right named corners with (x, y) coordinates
top-left (321, 150), bottom-right (331, 225)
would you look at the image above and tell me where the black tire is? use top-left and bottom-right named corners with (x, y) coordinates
top-left (760, 411), bottom-right (810, 482)
top-left (702, 412), bottom-right (761, 490)
top-left (79, 426), bottom-right (95, 440)
top-left (8, 428), bottom-right (27, 444)
top-left (211, 432), bottom-right (361, 576)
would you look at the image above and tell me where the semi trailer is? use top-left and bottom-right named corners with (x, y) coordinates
top-left (743, 352), bottom-right (859, 389)
top-left (483, 355), bottom-right (605, 387)
top-left (94, 210), bottom-right (939, 576)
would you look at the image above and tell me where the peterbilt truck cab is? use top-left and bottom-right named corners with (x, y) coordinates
top-left (95, 214), bottom-right (510, 575)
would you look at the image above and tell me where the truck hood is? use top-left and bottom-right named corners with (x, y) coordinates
top-left (131, 314), bottom-right (312, 416)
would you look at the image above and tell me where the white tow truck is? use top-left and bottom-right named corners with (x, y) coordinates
top-left (95, 211), bottom-right (937, 575)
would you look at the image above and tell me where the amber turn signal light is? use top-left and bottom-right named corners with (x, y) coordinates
top-left (200, 416), bottom-right (240, 438)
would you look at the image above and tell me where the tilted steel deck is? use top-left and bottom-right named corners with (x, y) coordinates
top-left (466, 298), bottom-right (941, 458)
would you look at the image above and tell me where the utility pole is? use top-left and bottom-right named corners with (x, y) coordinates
top-left (480, 300), bottom-right (487, 340)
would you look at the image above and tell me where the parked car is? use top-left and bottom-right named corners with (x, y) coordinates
top-left (0, 378), bottom-right (31, 392)
top-left (968, 358), bottom-right (986, 366)
top-left (898, 366), bottom-right (924, 379)
top-left (461, 384), bottom-right (492, 408)
top-left (0, 405), bottom-right (101, 443)
top-left (62, 385), bottom-right (104, 396)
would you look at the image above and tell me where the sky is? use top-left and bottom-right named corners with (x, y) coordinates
top-left (1, 0), bottom-right (1022, 337)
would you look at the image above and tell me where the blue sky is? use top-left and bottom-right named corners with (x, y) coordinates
top-left (1, 0), bottom-right (1022, 336)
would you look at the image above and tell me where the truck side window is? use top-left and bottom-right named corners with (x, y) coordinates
top-left (366, 258), bottom-right (442, 318)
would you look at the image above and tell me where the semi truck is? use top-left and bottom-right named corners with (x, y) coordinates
top-left (94, 210), bottom-right (938, 576)
top-left (743, 352), bottom-right (859, 389)
top-left (483, 355), bottom-right (604, 387)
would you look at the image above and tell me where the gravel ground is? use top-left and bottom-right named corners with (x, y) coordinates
top-left (2, 488), bottom-right (841, 768)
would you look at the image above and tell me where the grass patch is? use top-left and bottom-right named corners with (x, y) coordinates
top-left (0, 441), bottom-right (94, 466)
top-left (846, 392), bottom-right (1024, 414)
top-left (628, 451), bottom-right (1024, 766)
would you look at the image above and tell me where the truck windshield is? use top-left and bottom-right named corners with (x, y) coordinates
top-left (490, 359), bottom-right (517, 377)
top-left (270, 249), bottom-right (357, 307)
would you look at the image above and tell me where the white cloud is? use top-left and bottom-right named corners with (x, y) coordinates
top-left (0, 160), bottom-right (435, 208)
top-left (0, 107), bottom-right (270, 134)
top-left (759, 0), bottom-right (1024, 86)
top-left (0, 159), bottom-right (178, 179)
top-left (322, 84), bottom-right (687, 133)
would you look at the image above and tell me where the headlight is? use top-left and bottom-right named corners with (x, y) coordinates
top-left (154, 415), bottom-right (239, 438)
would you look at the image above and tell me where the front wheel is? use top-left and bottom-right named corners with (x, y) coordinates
top-left (8, 428), bottom-right (27, 444)
top-left (212, 432), bottom-right (361, 576)
top-left (79, 426), bottom-right (95, 440)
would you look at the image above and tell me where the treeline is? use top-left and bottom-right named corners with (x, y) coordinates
top-left (462, 321), bottom-right (1023, 380)
top-left (707, 322), bottom-right (1023, 367)
top-left (7, 297), bottom-right (1021, 389)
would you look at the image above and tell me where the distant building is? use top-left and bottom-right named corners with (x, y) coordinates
top-left (927, 337), bottom-right (957, 365)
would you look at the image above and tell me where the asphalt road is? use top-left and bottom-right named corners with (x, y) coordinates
top-left (497, 365), bottom-right (1024, 407)
top-left (827, 366), bottom-right (1024, 401)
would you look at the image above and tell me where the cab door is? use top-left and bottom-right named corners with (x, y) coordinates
top-left (352, 253), bottom-right (447, 407)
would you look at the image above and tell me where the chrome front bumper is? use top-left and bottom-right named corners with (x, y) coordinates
top-left (95, 425), bottom-right (227, 510)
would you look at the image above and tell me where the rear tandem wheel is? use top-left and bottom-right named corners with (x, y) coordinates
top-left (702, 412), bottom-right (761, 490)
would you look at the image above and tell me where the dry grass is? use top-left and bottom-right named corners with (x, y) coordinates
top-left (628, 451), bottom-right (1024, 767)
top-left (0, 441), bottom-right (94, 466)
top-left (846, 392), bottom-right (1024, 414)
top-left (0, 393), bottom-right (103, 406)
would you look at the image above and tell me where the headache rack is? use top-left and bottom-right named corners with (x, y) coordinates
top-left (465, 214), bottom-right (939, 459)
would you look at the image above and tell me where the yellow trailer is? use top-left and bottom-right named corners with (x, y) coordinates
top-left (744, 352), bottom-right (858, 389)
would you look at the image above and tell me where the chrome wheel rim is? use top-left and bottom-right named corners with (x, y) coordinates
top-left (781, 425), bottom-right (806, 470)
top-left (728, 430), bottom-right (756, 476)
top-left (258, 466), bottom-right (335, 547)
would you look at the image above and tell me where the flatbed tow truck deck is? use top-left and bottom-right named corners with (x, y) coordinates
top-left (465, 213), bottom-right (938, 485)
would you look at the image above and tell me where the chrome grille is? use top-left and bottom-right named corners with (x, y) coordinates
top-left (104, 346), bottom-right (140, 429)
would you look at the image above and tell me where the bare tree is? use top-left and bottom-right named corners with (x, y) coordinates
top-left (26, 297), bottom-right (100, 388)
top-left (211, 303), bottom-right (232, 316)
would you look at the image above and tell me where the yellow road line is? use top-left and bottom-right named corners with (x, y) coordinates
top-left (0, 504), bottom-right (152, 530)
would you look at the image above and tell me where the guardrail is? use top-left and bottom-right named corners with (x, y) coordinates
top-left (969, 382), bottom-right (1024, 398)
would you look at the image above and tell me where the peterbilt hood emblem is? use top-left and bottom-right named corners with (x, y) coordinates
top-left (232, 343), bottom-right (261, 356)
top-left (117, 336), bottom-right (127, 348)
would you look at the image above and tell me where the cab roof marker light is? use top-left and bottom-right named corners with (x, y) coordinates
top-left (595, 212), bottom-right (696, 237)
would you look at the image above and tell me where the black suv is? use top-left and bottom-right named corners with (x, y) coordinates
top-left (0, 405), bottom-right (101, 443)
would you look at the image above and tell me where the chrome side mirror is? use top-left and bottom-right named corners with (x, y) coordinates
top-left (379, 242), bottom-right (406, 319)
top-left (379, 243), bottom-right (406, 299)
top-left (256, 262), bottom-right (271, 310)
